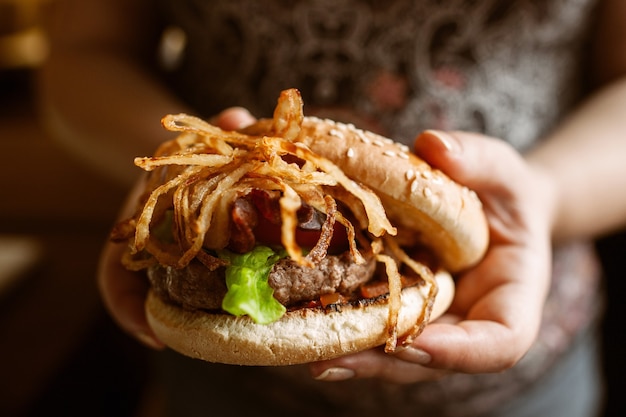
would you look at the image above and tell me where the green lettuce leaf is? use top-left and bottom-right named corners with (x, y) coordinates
top-left (218, 246), bottom-right (287, 324)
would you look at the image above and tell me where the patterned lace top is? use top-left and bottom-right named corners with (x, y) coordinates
top-left (153, 1), bottom-right (602, 415)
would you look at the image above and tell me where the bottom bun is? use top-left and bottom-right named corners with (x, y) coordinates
top-left (145, 270), bottom-right (454, 366)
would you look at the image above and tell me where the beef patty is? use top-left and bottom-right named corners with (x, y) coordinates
top-left (147, 251), bottom-right (376, 311)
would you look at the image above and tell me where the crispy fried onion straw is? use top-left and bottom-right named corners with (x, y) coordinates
top-left (120, 110), bottom-right (395, 273)
top-left (382, 236), bottom-right (439, 352)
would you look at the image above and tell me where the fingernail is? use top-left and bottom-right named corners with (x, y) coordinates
top-left (422, 130), bottom-right (461, 154)
top-left (314, 367), bottom-right (356, 381)
top-left (395, 347), bottom-right (432, 365)
top-left (219, 107), bottom-right (255, 130)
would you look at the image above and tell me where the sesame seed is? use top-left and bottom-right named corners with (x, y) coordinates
top-left (423, 187), bottom-right (433, 198)
top-left (421, 170), bottom-right (432, 179)
top-left (373, 140), bottom-right (385, 147)
top-left (410, 179), bottom-right (419, 193)
top-left (383, 150), bottom-right (396, 157)
top-left (398, 152), bottom-right (409, 160)
top-left (405, 169), bottom-right (415, 181)
top-left (431, 174), bottom-right (443, 184)
top-left (347, 148), bottom-right (355, 158)
top-left (329, 129), bottom-right (344, 138)
top-left (357, 131), bottom-right (371, 144)
top-left (396, 143), bottom-right (410, 153)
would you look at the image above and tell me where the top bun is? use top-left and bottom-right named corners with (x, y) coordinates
top-left (243, 117), bottom-right (489, 272)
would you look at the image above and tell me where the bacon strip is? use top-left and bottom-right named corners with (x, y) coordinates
top-left (305, 196), bottom-right (337, 265)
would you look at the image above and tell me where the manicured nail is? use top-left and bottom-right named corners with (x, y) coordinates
top-left (314, 367), bottom-right (356, 381)
top-left (395, 347), bottom-right (432, 365)
top-left (422, 130), bottom-right (461, 154)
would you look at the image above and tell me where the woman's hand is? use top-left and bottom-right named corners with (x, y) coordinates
top-left (97, 107), bottom-right (256, 349)
top-left (310, 130), bottom-right (556, 383)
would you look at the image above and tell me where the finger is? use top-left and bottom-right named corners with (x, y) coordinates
top-left (309, 348), bottom-right (447, 384)
top-left (97, 179), bottom-right (165, 350)
top-left (410, 253), bottom-right (546, 373)
top-left (414, 130), bottom-right (526, 194)
top-left (415, 130), bottom-right (548, 246)
top-left (407, 320), bottom-right (528, 374)
top-left (97, 241), bottom-right (165, 350)
top-left (215, 107), bottom-right (256, 130)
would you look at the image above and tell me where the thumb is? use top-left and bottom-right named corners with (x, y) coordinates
top-left (215, 107), bottom-right (257, 130)
top-left (413, 130), bottom-right (524, 193)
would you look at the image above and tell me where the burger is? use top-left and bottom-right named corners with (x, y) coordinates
top-left (111, 89), bottom-right (489, 366)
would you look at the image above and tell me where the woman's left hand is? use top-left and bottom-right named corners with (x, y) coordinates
top-left (310, 130), bottom-right (556, 383)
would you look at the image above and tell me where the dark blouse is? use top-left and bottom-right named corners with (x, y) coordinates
top-left (152, 1), bottom-right (603, 415)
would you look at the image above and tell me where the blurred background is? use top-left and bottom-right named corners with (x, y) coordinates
top-left (0, 1), bottom-right (156, 415)
top-left (0, 1), bottom-right (624, 416)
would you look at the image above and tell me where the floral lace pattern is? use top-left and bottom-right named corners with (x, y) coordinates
top-left (158, 0), bottom-right (598, 150)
